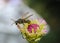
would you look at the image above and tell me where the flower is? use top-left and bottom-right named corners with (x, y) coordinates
top-left (27, 24), bottom-right (39, 33)
top-left (17, 18), bottom-right (49, 43)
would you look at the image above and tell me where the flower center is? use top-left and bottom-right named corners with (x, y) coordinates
top-left (27, 24), bottom-right (39, 33)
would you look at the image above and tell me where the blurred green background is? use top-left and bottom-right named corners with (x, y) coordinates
top-left (24, 0), bottom-right (60, 43)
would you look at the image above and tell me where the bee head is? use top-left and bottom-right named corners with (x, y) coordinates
top-left (15, 20), bottom-right (20, 25)
top-left (15, 19), bottom-right (24, 25)
top-left (15, 21), bottom-right (18, 25)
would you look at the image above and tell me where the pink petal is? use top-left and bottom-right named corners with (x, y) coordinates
top-left (27, 24), bottom-right (39, 33)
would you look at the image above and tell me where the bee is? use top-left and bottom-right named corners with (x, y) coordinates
top-left (11, 12), bottom-right (33, 25)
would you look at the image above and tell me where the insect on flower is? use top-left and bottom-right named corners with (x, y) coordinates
top-left (11, 12), bottom-right (49, 43)
top-left (11, 12), bottom-right (33, 25)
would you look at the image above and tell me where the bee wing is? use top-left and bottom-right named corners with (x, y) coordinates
top-left (24, 14), bottom-right (33, 19)
top-left (21, 12), bottom-right (29, 19)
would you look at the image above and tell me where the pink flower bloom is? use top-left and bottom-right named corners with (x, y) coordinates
top-left (27, 24), bottom-right (39, 33)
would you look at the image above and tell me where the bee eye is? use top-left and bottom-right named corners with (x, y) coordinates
top-left (15, 21), bottom-right (17, 25)
top-left (15, 23), bottom-right (17, 25)
top-left (15, 21), bottom-right (19, 25)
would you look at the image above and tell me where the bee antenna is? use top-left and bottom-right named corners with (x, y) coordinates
top-left (11, 23), bottom-right (15, 25)
top-left (11, 19), bottom-right (15, 22)
top-left (11, 19), bottom-right (15, 25)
